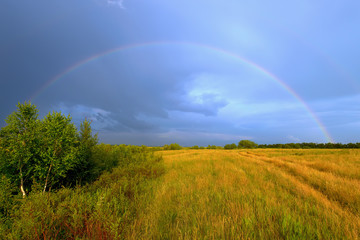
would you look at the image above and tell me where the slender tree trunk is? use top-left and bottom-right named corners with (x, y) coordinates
top-left (20, 140), bottom-right (27, 198)
top-left (19, 165), bottom-right (26, 198)
top-left (20, 184), bottom-right (26, 198)
top-left (43, 164), bottom-right (52, 193)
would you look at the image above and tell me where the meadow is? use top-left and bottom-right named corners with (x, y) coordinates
top-left (130, 149), bottom-right (360, 239)
top-left (1, 148), bottom-right (360, 239)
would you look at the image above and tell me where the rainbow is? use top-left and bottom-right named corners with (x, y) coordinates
top-left (30, 41), bottom-right (334, 143)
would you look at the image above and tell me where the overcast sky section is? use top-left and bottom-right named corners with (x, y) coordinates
top-left (0, 0), bottom-right (359, 145)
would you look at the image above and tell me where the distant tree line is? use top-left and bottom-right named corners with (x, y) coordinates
top-left (224, 141), bottom-right (360, 149)
top-left (163, 143), bottom-right (182, 150)
top-left (163, 140), bottom-right (360, 150)
top-left (162, 140), bottom-right (259, 150)
top-left (258, 142), bottom-right (360, 149)
top-left (224, 140), bottom-right (259, 149)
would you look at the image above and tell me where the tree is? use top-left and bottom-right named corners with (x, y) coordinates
top-left (0, 102), bottom-right (40, 198)
top-left (0, 102), bottom-right (101, 196)
top-left (170, 143), bottom-right (182, 150)
top-left (238, 140), bottom-right (258, 149)
top-left (66, 118), bottom-right (98, 184)
top-left (224, 143), bottom-right (237, 149)
top-left (163, 143), bottom-right (182, 150)
top-left (37, 112), bottom-right (80, 192)
top-left (207, 145), bottom-right (217, 149)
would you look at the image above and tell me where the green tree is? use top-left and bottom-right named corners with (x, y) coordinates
top-left (238, 140), bottom-right (258, 149)
top-left (0, 102), bottom-right (101, 195)
top-left (170, 143), bottom-right (182, 150)
top-left (224, 143), bottom-right (237, 149)
top-left (0, 102), bottom-right (40, 198)
top-left (37, 112), bottom-right (80, 192)
top-left (163, 143), bottom-right (182, 150)
top-left (66, 119), bottom-right (98, 185)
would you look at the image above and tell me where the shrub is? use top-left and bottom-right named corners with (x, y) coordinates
top-left (224, 143), bottom-right (237, 149)
top-left (238, 140), bottom-right (258, 149)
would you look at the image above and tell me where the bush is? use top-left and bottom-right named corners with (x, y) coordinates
top-left (1, 145), bottom-right (165, 239)
top-left (163, 143), bottom-right (182, 150)
top-left (224, 143), bottom-right (237, 149)
top-left (0, 175), bottom-right (18, 228)
top-left (238, 140), bottom-right (258, 149)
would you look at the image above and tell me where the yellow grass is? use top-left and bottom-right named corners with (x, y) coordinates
top-left (128, 149), bottom-right (360, 239)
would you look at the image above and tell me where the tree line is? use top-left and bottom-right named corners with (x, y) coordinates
top-left (163, 140), bottom-right (360, 150)
top-left (258, 142), bottom-right (360, 149)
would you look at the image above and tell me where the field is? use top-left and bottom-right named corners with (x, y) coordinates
top-left (1, 148), bottom-right (360, 239)
top-left (129, 149), bottom-right (360, 239)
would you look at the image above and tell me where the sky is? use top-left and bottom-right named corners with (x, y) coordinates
top-left (1, 0), bottom-right (360, 146)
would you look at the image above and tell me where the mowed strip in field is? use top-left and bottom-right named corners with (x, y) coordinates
top-left (130, 149), bottom-right (360, 239)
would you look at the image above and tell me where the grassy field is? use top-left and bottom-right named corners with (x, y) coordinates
top-left (128, 149), bottom-right (360, 239)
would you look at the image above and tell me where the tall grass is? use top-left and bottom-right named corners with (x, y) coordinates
top-left (0, 146), bottom-right (165, 239)
top-left (132, 149), bottom-right (360, 239)
top-left (1, 148), bottom-right (359, 239)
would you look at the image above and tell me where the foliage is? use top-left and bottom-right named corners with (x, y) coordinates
top-left (163, 143), bottom-right (182, 150)
top-left (0, 145), bottom-right (164, 239)
top-left (0, 103), bottom-right (167, 238)
top-left (190, 145), bottom-right (199, 149)
top-left (37, 111), bottom-right (80, 192)
top-left (0, 102), bottom-right (98, 196)
top-left (238, 140), bottom-right (258, 149)
top-left (206, 145), bottom-right (217, 149)
top-left (65, 119), bottom-right (98, 185)
top-left (224, 143), bottom-right (237, 149)
top-left (0, 175), bottom-right (18, 228)
top-left (0, 102), bottom-right (40, 197)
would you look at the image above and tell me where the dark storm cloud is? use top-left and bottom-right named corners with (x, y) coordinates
top-left (32, 42), bottom-right (236, 133)
top-left (0, 1), bottom-right (117, 119)
top-left (1, 0), bottom-right (360, 144)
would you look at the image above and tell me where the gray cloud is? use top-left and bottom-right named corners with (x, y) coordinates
top-left (172, 93), bottom-right (228, 116)
top-left (1, 0), bottom-right (360, 144)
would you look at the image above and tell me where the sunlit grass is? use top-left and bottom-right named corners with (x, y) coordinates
top-left (130, 149), bottom-right (360, 239)
top-left (3, 149), bottom-right (359, 239)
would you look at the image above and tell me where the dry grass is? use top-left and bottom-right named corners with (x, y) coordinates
top-left (128, 149), bottom-right (360, 239)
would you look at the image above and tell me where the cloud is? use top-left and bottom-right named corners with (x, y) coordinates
top-left (157, 130), bottom-right (252, 145)
top-left (98, 129), bottom-right (253, 146)
top-left (173, 92), bottom-right (228, 116)
top-left (106, 0), bottom-right (125, 9)
top-left (54, 103), bottom-right (118, 131)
